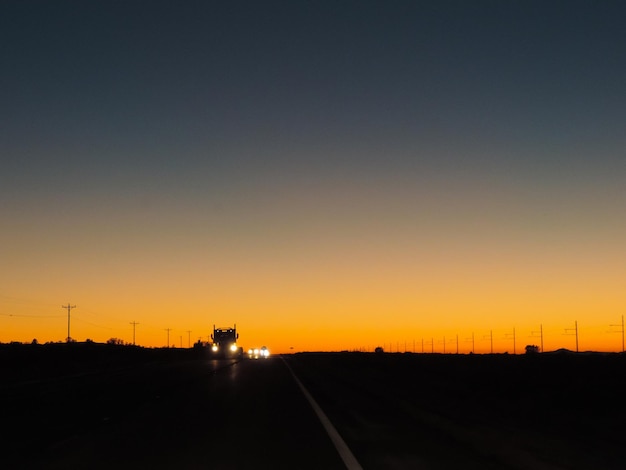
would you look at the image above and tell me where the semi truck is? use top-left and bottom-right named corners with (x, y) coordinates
top-left (210, 324), bottom-right (243, 358)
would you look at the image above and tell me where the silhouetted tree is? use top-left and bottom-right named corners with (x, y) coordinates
top-left (525, 344), bottom-right (540, 354)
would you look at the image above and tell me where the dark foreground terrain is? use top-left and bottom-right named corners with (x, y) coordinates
top-left (290, 351), bottom-right (626, 469)
top-left (1, 343), bottom-right (625, 469)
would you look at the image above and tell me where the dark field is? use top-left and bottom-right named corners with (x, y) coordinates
top-left (2, 344), bottom-right (625, 469)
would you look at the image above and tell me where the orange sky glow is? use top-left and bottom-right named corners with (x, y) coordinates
top-left (2, 2), bottom-right (625, 355)
top-left (2, 176), bottom-right (626, 353)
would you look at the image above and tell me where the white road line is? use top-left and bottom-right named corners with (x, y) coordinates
top-left (282, 358), bottom-right (363, 470)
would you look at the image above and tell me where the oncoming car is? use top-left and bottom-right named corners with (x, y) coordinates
top-left (248, 346), bottom-right (270, 359)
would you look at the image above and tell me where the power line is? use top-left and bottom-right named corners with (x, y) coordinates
top-left (72, 316), bottom-right (117, 330)
top-left (0, 313), bottom-right (64, 318)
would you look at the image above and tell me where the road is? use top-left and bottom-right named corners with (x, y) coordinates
top-left (4, 356), bottom-right (347, 469)
top-left (3, 352), bottom-right (624, 469)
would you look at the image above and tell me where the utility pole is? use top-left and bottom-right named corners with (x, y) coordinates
top-left (505, 328), bottom-right (516, 354)
top-left (483, 330), bottom-right (493, 354)
top-left (165, 328), bottom-right (172, 348)
top-left (513, 327), bottom-right (516, 354)
top-left (609, 315), bottom-right (624, 352)
top-left (130, 321), bottom-right (139, 345)
top-left (466, 332), bottom-right (475, 354)
top-left (186, 330), bottom-right (192, 348)
top-left (62, 304), bottom-right (76, 342)
top-left (565, 321), bottom-right (579, 352)
top-left (531, 324), bottom-right (544, 352)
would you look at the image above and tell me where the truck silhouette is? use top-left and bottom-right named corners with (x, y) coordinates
top-left (210, 324), bottom-right (243, 358)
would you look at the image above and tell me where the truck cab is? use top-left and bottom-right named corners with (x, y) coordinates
top-left (210, 325), bottom-right (243, 358)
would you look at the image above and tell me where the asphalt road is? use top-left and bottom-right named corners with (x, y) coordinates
top-left (288, 353), bottom-right (626, 470)
top-left (3, 357), bottom-right (347, 469)
top-left (4, 352), bottom-right (624, 469)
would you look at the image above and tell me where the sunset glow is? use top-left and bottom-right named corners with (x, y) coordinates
top-left (2, 1), bottom-right (625, 354)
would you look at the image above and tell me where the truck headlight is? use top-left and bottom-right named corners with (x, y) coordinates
top-left (212, 345), bottom-right (218, 352)
top-left (230, 343), bottom-right (238, 352)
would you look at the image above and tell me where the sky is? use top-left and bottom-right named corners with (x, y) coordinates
top-left (2, 0), bottom-right (625, 353)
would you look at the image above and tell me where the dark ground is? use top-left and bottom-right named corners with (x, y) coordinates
top-left (1, 343), bottom-right (625, 469)
top-left (289, 351), bottom-right (626, 469)
top-left (0, 343), bottom-right (345, 470)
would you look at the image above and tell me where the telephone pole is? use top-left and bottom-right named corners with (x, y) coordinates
top-left (565, 321), bottom-right (579, 352)
top-left (465, 332), bottom-right (475, 354)
top-left (483, 330), bottom-right (493, 354)
top-left (505, 327), bottom-right (516, 354)
top-left (62, 304), bottom-right (76, 342)
top-left (531, 324), bottom-right (544, 352)
top-left (130, 321), bottom-right (139, 345)
top-left (186, 330), bottom-right (192, 348)
top-left (165, 328), bottom-right (172, 348)
top-left (609, 315), bottom-right (624, 352)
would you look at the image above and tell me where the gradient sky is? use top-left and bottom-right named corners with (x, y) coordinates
top-left (2, 1), bottom-right (625, 353)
